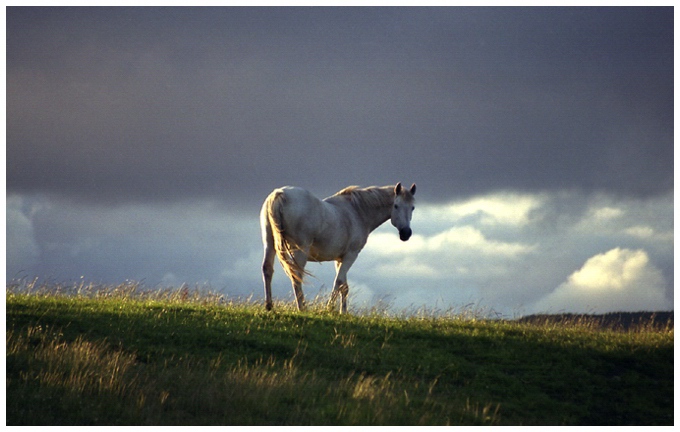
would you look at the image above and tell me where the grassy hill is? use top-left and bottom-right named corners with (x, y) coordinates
top-left (6, 283), bottom-right (674, 425)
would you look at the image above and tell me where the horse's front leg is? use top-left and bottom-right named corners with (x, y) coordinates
top-left (328, 252), bottom-right (358, 314)
top-left (327, 261), bottom-right (343, 311)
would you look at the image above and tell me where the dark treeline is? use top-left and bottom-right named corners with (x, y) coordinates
top-left (517, 312), bottom-right (673, 331)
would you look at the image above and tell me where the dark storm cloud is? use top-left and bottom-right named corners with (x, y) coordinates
top-left (7, 7), bottom-right (673, 208)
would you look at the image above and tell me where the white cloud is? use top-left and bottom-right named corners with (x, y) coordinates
top-left (371, 256), bottom-right (439, 279)
top-left (419, 193), bottom-right (544, 228)
top-left (623, 225), bottom-right (655, 239)
top-left (430, 226), bottom-right (535, 256)
top-left (160, 272), bottom-right (179, 286)
top-left (366, 226), bottom-right (535, 258)
top-left (572, 193), bottom-right (674, 246)
top-left (623, 225), bottom-right (673, 243)
top-left (221, 249), bottom-right (265, 282)
top-left (6, 196), bottom-right (41, 278)
top-left (590, 206), bottom-right (624, 221)
top-left (531, 248), bottom-right (669, 314)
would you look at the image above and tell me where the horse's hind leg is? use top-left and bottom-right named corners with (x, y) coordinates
top-left (262, 248), bottom-right (275, 311)
top-left (261, 206), bottom-right (276, 311)
top-left (291, 249), bottom-right (308, 311)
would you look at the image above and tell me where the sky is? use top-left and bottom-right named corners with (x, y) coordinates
top-left (6, 6), bottom-right (674, 316)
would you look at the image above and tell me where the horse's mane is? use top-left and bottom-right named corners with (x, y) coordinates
top-left (331, 185), bottom-right (396, 210)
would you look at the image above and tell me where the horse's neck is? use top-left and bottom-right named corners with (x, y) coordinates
top-left (368, 207), bottom-right (393, 232)
top-left (358, 189), bottom-right (394, 233)
top-left (327, 186), bottom-right (394, 233)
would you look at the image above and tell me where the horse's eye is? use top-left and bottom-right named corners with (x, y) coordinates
top-left (412, 206), bottom-right (415, 211)
top-left (394, 204), bottom-right (399, 209)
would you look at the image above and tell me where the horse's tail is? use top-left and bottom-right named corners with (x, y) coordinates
top-left (263, 189), bottom-right (308, 284)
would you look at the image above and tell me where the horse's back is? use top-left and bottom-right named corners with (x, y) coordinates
top-left (276, 186), bottom-right (321, 214)
top-left (270, 186), bottom-right (325, 241)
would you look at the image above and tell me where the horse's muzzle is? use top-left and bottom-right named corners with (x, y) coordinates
top-left (399, 227), bottom-right (412, 241)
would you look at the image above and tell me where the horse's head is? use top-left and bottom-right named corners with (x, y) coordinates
top-left (391, 182), bottom-right (416, 241)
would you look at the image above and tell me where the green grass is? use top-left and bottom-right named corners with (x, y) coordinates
top-left (6, 282), bottom-right (674, 425)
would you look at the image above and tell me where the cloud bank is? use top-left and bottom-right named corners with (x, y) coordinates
top-left (533, 248), bottom-right (668, 314)
top-left (10, 189), bottom-right (672, 316)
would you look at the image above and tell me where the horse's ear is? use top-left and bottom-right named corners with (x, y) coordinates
top-left (409, 183), bottom-right (416, 196)
top-left (394, 182), bottom-right (402, 195)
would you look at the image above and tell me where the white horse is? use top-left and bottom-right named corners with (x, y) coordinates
top-left (260, 182), bottom-right (416, 313)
